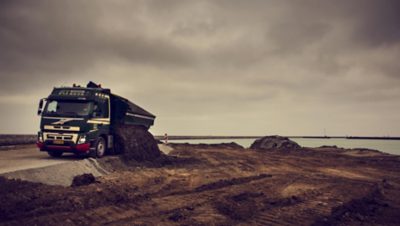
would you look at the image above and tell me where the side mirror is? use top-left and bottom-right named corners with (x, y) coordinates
top-left (39, 99), bottom-right (44, 109)
top-left (37, 98), bottom-right (46, 116)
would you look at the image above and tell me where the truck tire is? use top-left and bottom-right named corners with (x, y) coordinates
top-left (89, 137), bottom-right (106, 158)
top-left (47, 151), bottom-right (63, 158)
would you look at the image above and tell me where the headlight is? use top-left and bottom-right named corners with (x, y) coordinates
top-left (77, 135), bottom-right (86, 144)
top-left (38, 132), bottom-right (43, 142)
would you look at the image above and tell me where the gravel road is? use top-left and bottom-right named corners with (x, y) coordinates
top-left (0, 145), bottom-right (73, 174)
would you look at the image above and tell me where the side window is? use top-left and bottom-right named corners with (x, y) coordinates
top-left (47, 101), bottom-right (58, 113)
top-left (93, 103), bottom-right (102, 118)
top-left (93, 101), bottom-right (109, 118)
top-left (103, 100), bottom-right (109, 118)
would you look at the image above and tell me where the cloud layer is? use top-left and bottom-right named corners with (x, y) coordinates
top-left (1, 0), bottom-right (399, 136)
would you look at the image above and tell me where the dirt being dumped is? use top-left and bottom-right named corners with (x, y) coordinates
top-left (114, 124), bottom-right (161, 162)
top-left (1, 143), bottom-right (400, 225)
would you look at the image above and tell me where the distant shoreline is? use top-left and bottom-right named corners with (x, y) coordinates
top-left (1, 134), bottom-right (399, 147)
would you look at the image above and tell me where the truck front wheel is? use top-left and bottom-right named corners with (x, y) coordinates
top-left (90, 137), bottom-right (106, 158)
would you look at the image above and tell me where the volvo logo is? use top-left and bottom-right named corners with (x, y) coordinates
top-left (52, 118), bottom-right (74, 125)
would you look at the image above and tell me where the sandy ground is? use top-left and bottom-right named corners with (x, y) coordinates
top-left (0, 144), bottom-right (173, 174)
top-left (0, 146), bottom-right (73, 174)
top-left (0, 144), bottom-right (172, 186)
top-left (0, 144), bottom-right (400, 225)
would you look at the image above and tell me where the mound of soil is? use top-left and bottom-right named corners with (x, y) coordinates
top-left (114, 125), bottom-right (161, 162)
top-left (71, 173), bottom-right (96, 187)
top-left (250, 135), bottom-right (301, 151)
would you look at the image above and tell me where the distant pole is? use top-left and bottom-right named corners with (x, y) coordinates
top-left (324, 128), bottom-right (326, 137)
top-left (164, 133), bottom-right (168, 144)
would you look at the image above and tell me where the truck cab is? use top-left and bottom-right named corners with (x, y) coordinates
top-left (37, 82), bottom-right (155, 158)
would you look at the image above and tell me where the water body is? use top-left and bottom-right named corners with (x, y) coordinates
top-left (171, 138), bottom-right (400, 155)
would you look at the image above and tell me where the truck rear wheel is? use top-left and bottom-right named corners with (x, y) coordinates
top-left (89, 137), bottom-right (106, 158)
top-left (47, 151), bottom-right (63, 158)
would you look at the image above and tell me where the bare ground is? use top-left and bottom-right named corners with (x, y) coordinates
top-left (1, 144), bottom-right (400, 226)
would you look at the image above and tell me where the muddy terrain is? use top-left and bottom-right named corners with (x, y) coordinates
top-left (1, 143), bottom-right (400, 226)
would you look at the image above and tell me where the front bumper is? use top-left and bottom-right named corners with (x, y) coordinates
top-left (37, 142), bottom-right (91, 153)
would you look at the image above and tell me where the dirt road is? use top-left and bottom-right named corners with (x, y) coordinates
top-left (0, 145), bottom-right (74, 174)
top-left (1, 144), bottom-right (400, 225)
top-left (0, 144), bottom-right (172, 175)
top-left (0, 144), bottom-right (172, 186)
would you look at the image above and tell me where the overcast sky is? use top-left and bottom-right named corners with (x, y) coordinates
top-left (1, 0), bottom-right (399, 136)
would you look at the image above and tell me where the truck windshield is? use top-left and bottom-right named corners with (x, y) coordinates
top-left (44, 100), bottom-right (93, 117)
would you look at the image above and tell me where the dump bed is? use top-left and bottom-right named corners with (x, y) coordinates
top-left (110, 94), bottom-right (155, 129)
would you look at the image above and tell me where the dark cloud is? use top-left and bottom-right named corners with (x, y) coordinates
top-left (0, 0), bottom-right (399, 135)
top-left (0, 1), bottom-right (194, 73)
top-left (350, 0), bottom-right (400, 47)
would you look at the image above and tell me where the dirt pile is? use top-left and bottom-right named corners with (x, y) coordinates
top-left (71, 173), bottom-right (96, 187)
top-left (114, 124), bottom-right (161, 162)
top-left (250, 135), bottom-right (301, 151)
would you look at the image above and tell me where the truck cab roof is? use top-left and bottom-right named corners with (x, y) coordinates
top-left (47, 84), bottom-right (155, 119)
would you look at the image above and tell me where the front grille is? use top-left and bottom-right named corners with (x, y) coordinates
top-left (46, 134), bottom-right (73, 141)
top-left (44, 125), bottom-right (80, 131)
top-left (45, 133), bottom-right (77, 143)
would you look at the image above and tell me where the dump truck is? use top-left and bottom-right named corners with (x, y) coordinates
top-left (36, 82), bottom-right (156, 158)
